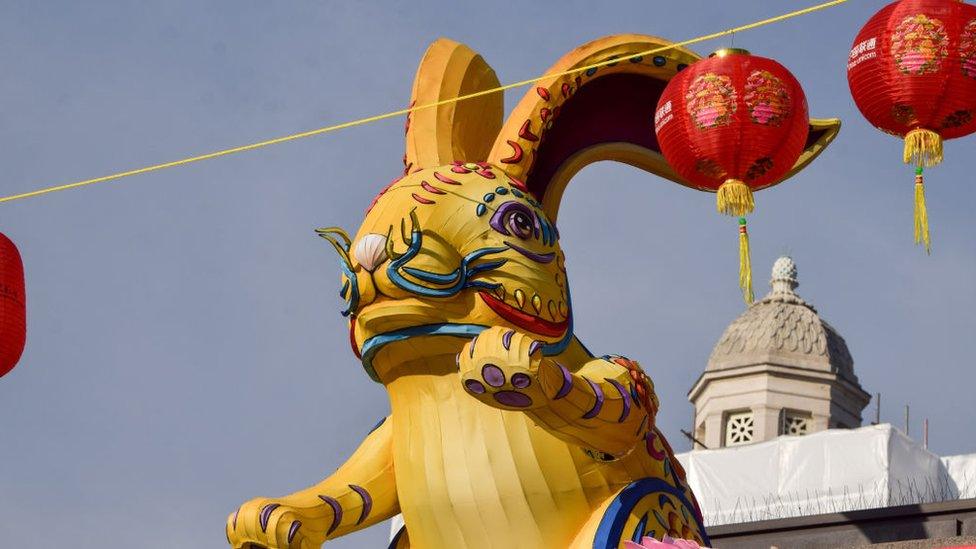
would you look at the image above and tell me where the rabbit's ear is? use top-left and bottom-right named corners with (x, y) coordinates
top-left (404, 38), bottom-right (503, 172)
top-left (487, 35), bottom-right (839, 222)
top-left (487, 35), bottom-right (698, 221)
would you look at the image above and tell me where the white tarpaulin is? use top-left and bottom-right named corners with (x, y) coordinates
top-left (675, 423), bottom-right (973, 526)
top-left (942, 453), bottom-right (976, 499)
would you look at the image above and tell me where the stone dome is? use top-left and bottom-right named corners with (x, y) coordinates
top-left (706, 256), bottom-right (857, 381)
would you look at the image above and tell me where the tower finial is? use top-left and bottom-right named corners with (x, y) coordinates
top-left (770, 256), bottom-right (798, 294)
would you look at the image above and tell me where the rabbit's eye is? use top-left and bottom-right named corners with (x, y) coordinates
top-left (507, 211), bottom-right (534, 239)
top-left (489, 202), bottom-right (537, 240)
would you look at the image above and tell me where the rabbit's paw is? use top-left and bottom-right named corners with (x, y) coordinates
top-left (458, 327), bottom-right (549, 410)
top-left (227, 498), bottom-right (325, 549)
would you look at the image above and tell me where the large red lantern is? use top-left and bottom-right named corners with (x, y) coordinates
top-left (848, 0), bottom-right (976, 253)
top-left (0, 233), bottom-right (26, 378)
top-left (655, 48), bottom-right (810, 303)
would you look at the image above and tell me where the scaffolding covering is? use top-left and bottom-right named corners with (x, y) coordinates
top-left (675, 423), bottom-right (974, 526)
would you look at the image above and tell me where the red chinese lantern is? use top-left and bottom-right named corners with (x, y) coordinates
top-left (0, 233), bottom-right (26, 378)
top-left (848, 0), bottom-right (976, 253)
top-left (655, 48), bottom-right (809, 303)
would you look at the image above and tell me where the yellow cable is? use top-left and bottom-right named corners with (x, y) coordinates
top-left (0, 0), bottom-right (848, 204)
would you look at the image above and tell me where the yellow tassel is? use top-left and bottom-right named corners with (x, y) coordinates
top-left (716, 179), bottom-right (755, 217)
top-left (903, 128), bottom-right (943, 168)
top-left (738, 217), bottom-right (754, 304)
top-left (914, 168), bottom-right (931, 254)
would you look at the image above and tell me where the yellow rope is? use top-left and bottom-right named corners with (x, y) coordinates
top-left (0, 0), bottom-right (849, 204)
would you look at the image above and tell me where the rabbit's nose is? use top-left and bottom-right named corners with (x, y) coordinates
top-left (353, 233), bottom-right (388, 272)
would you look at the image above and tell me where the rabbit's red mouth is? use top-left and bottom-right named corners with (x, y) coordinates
top-left (478, 291), bottom-right (569, 338)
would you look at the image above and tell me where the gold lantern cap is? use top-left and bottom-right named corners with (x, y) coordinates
top-left (709, 47), bottom-right (751, 58)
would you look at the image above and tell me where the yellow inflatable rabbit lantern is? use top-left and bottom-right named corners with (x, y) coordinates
top-left (227, 34), bottom-right (839, 549)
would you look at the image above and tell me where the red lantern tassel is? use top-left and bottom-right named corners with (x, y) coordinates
top-left (903, 129), bottom-right (943, 169)
top-left (717, 178), bottom-right (755, 217)
top-left (738, 217), bottom-right (754, 304)
top-left (718, 181), bottom-right (755, 303)
top-left (914, 167), bottom-right (930, 254)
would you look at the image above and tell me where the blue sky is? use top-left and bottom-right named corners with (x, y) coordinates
top-left (1, 1), bottom-right (974, 547)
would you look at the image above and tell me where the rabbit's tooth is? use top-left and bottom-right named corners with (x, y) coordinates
top-left (514, 289), bottom-right (526, 309)
top-left (494, 285), bottom-right (506, 300)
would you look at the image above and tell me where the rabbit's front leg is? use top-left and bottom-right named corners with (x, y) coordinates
top-left (459, 327), bottom-right (654, 458)
top-left (226, 416), bottom-right (399, 548)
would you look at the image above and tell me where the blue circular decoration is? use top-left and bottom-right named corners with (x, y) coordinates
top-left (592, 478), bottom-right (710, 549)
top-left (653, 56), bottom-right (667, 67)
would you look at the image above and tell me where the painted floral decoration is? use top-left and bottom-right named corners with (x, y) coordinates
top-left (695, 158), bottom-right (726, 179)
top-left (891, 104), bottom-right (916, 125)
top-left (891, 14), bottom-right (948, 75)
top-left (744, 70), bottom-right (792, 126)
top-left (685, 73), bottom-right (737, 129)
top-left (745, 156), bottom-right (775, 181)
top-left (624, 535), bottom-right (703, 549)
top-left (962, 19), bottom-right (976, 79)
top-left (942, 109), bottom-right (973, 129)
top-left (450, 160), bottom-right (496, 179)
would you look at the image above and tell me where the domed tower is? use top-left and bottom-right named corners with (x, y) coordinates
top-left (688, 257), bottom-right (871, 449)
